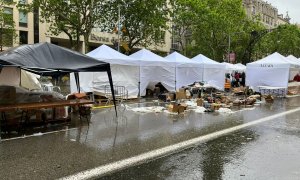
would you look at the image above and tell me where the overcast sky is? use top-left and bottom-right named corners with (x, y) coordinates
top-left (266, 0), bottom-right (300, 24)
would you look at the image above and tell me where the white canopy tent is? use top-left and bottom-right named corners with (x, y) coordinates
top-left (234, 63), bottom-right (246, 72)
top-left (70, 45), bottom-right (140, 98)
top-left (222, 62), bottom-right (237, 73)
top-left (165, 52), bottom-right (203, 89)
top-left (287, 55), bottom-right (300, 66)
top-left (191, 54), bottom-right (226, 90)
top-left (246, 52), bottom-right (299, 91)
top-left (130, 49), bottom-right (176, 96)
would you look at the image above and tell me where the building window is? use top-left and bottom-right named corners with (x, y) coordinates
top-left (19, 11), bottom-right (28, 27)
top-left (252, 6), bottom-right (256, 15)
top-left (1, 29), bottom-right (14, 47)
top-left (33, 7), bottom-right (39, 43)
top-left (4, 0), bottom-right (13, 3)
top-left (3, 7), bottom-right (13, 25)
top-left (19, 31), bottom-right (28, 44)
top-left (19, 0), bottom-right (27, 4)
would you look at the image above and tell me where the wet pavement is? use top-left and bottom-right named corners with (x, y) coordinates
top-left (0, 97), bottom-right (299, 179)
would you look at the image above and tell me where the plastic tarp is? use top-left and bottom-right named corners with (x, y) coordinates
top-left (21, 70), bottom-right (41, 90)
top-left (130, 49), bottom-right (176, 96)
top-left (191, 54), bottom-right (226, 90)
top-left (165, 52), bottom-right (203, 89)
top-left (70, 45), bottom-right (140, 98)
top-left (246, 52), bottom-right (299, 90)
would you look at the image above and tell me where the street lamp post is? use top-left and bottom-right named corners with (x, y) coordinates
top-left (228, 34), bottom-right (231, 62)
top-left (117, 5), bottom-right (121, 52)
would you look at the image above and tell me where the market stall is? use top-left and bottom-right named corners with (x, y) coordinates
top-left (130, 49), bottom-right (176, 96)
top-left (0, 43), bottom-right (117, 136)
top-left (246, 52), bottom-right (300, 94)
top-left (191, 54), bottom-right (226, 90)
top-left (165, 52), bottom-right (203, 89)
top-left (70, 45), bottom-right (140, 98)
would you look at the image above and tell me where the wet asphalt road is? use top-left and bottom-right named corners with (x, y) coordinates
top-left (0, 97), bottom-right (299, 179)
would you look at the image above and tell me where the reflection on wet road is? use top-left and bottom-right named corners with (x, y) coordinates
top-left (0, 97), bottom-right (299, 179)
top-left (101, 99), bottom-right (300, 180)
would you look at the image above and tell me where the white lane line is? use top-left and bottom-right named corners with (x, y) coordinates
top-left (2, 127), bottom-right (78, 142)
top-left (60, 107), bottom-right (300, 180)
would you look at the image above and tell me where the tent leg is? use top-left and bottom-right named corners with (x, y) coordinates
top-left (138, 81), bottom-right (141, 102)
top-left (74, 72), bottom-right (80, 93)
top-left (107, 66), bottom-right (117, 117)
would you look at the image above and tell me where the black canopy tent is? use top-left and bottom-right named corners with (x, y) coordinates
top-left (0, 42), bottom-right (117, 115)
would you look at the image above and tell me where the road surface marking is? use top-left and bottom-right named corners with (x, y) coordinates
top-left (60, 107), bottom-right (300, 180)
top-left (2, 127), bottom-right (78, 142)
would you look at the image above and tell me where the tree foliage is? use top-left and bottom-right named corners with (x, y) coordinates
top-left (257, 24), bottom-right (300, 57)
top-left (20, 0), bottom-right (107, 52)
top-left (171, 0), bottom-right (267, 63)
top-left (104, 0), bottom-right (170, 53)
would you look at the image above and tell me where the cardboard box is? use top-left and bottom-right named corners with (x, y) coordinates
top-left (196, 98), bottom-right (204, 106)
top-left (179, 88), bottom-right (185, 93)
top-left (168, 104), bottom-right (179, 113)
top-left (211, 103), bottom-right (221, 110)
top-left (178, 103), bottom-right (188, 113)
top-left (176, 91), bottom-right (186, 100)
top-left (167, 92), bottom-right (175, 101)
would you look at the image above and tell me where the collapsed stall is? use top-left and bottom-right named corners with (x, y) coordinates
top-left (246, 52), bottom-right (300, 93)
top-left (70, 45), bottom-right (140, 98)
top-left (191, 54), bottom-right (226, 90)
top-left (0, 42), bottom-right (116, 106)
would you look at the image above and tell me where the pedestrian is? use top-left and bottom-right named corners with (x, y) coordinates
top-left (234, 72), bottom-right (240, 87)
top-left (241, 72), bottom-right (246, 86)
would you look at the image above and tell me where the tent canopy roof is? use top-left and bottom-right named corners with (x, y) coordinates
top-left (192, 54), bottom-right (220, 64)
top-left (165, 52), bottom-right (201, 67)
top-left (234, 63), bottom-right (246, 71)
top-left (86, 45), bottom-right (138, 66)
top-left (0, 42), bottom-right (111, 76)
top-left (222, 62), bottom-right (236, 71)
top-left (191, 54), bottom-right (224, 69)
top-left (130, 49), bottom-right (175, 67)
top-left (247, 52), bottom-right (298, 68)
top-left (287, 55), bottom-right (300, 65)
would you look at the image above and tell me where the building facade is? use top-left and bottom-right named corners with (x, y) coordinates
top-left (242, 0), bottom-right (290, 28)
top-left (1, 0), bottom-right (171, 54)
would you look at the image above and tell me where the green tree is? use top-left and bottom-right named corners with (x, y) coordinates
top-left (0, 0), bottom-right (17, 51)
top-left (169, 0), bottom-right (206, 56)
top-left (191, 0), bottom-right (248, 61)
top-left (257, 24), bottom-right (300, 57)
top-left (20, 0), bottom-right (107, 52)
top-left (105, 0), bottom-right (170, 53)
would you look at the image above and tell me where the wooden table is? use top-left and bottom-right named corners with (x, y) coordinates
top-left (0, 99), bottom-right (94, 142)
